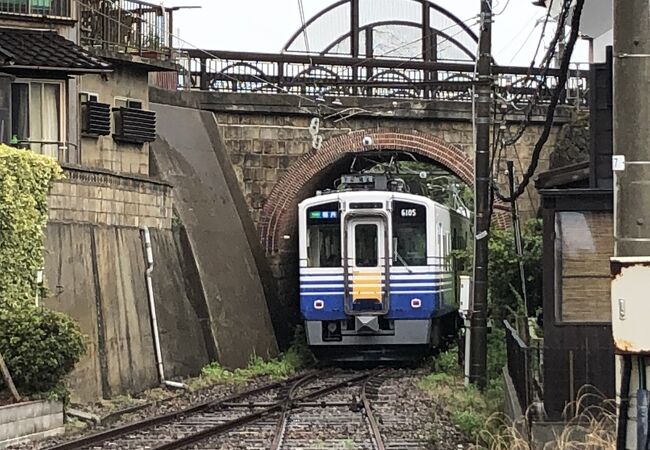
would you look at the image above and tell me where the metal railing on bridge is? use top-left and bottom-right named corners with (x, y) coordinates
top-left (176, 49), bottom-right (588, 106)
top-left (79, 0), bottom-right (173, 60)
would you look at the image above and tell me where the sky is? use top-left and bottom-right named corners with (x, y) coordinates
top-left (163, 0), bottom-right (590, 67)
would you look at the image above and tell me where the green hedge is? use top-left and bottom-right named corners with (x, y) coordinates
top-left (0, 144), bottom-right (62, 308)
top-left (0, 306), bottom-right (85, 394)
top-left (0, 145), bottom-right (85, 395)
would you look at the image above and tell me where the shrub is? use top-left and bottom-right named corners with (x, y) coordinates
top-left (488, 219), bottom-right (542, 322)
top-left (0, 144), bottom-right (62, 308)
top-left (0, 306), bottom-right (86, 394)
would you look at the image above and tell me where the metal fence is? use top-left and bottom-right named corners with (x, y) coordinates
top-left (0, 0), bottom-right (70, 17)
top-left (504, 320), bottom-right (536, 413)
top-left (176, 49), bottom-right (589, 105)
top-left (79, 0), bottom-right (172, 60)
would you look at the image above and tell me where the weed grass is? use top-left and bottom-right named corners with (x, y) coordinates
top-left (419, 329), bottom-right (615, 449)
top-left (193, 327), bottom-right (315, 388)
top-left (418, 328), bottom-right (506, 443)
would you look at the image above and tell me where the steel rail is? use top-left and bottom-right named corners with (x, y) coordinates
top-left (152, 371), bottom-right (375, 450)
top-left (44, 371), bottom-right (317, 450)
top-left (269, 372), bottom-right (316, 450)
top-left (361, 370), bottom-right (387, 450)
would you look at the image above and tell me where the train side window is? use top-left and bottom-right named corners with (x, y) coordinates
top-left (306, 203), bottom-right (341, 267)
top-left (392, 201), bottom-right (427, 266)
top-left (355, 224), bottom-right (378, 267)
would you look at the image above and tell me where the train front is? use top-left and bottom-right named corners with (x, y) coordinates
top-left (298, 190), bottom-right (459, 361)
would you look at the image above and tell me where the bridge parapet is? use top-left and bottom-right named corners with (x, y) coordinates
top-left (175, 50), bottom-right (588, 107)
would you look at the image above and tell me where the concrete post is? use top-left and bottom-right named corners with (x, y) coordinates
top-left (613, 1), bottom-right (650, 448)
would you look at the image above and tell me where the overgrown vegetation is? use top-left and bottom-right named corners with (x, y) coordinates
top-left (0, 307), bottom-right (86, 396)
top-left (488, 219), bottom-right (542, 322)
top-left (194, 327), bottom-right (315, 387)
top-left (419, 329), bottom-right (506, 443)
top-left (0, 144), bottom-right (62, 308)
top-left (451, 218), bottom-right (542, 324)
top-left (0, 145), bottom-right (85, 399)
top-left (483, 389), bottom-right (615, 449)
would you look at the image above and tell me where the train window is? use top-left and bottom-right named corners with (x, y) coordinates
top-left (355, 224), bottom-right (378, 267)
top-left (392, 201), bottom-right (427, 266)
top-left (307, 203), bottom-right (341, 267)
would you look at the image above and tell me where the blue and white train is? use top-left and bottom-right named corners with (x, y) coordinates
top-left (298, 181), bottom-right (471, 360)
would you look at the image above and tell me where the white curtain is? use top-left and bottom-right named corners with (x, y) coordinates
top-left (41, 83), bottom-right (60, 159)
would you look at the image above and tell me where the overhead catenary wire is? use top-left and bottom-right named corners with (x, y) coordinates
top-left (297, 0), bottom-right (311, 54)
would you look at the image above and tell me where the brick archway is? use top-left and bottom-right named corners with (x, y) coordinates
top-left (259, 129), bottom-right (481, 254)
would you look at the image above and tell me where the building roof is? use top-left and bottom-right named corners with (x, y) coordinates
top-left (0, 28), bottom-right (112, 73)
top-left (535, 161), bottom-right (590, 190)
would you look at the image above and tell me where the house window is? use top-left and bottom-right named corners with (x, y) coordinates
top-left (555, 211), bottom-right (613, 323)
top-left (11, 80), bottom-right (65, 159)
top-left (115, 97), bottom-right (143, 109)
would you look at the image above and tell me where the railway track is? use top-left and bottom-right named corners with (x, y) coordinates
top-left (44, 369), bottom-right (389, 450)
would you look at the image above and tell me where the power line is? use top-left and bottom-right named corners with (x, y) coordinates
top-left (297, 0), bottom-right (311, 54)
top-left (495, 0), bottom-right (586, 203)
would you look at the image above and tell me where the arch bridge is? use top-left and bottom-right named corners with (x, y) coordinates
top-left (155, 0), bottom-right (588, 320)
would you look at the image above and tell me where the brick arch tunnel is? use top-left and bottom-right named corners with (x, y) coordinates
top-left (259, 129), bottom-right (478, 256)
top-left (256, 129), bottom-right (513, 347)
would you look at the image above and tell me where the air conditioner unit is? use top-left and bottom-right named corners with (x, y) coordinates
top-left (112, 107), bottom-right (156, 144)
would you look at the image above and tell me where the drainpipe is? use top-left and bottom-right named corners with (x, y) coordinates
top-left (141, 226), bottom-right (188, 390)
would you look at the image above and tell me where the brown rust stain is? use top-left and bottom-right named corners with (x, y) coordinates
top-left (611, 260), bottom-right (650, 279)
top-left (615, 338), bottom-right (647, 353)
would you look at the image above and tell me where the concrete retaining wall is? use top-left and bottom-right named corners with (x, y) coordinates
top-left (43, 222), bottom-right (212, 402)
top-left (0, 401), bottom-right (63, 449)
top-left (150, 102), bottom-right (279, 365)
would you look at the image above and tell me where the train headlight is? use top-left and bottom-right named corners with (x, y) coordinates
top-left (327, 322), bottom-right (338, 333)
top-left (410, 298), bottom-right (422, 309)
top-left (314, 300), bottom-right (325, 310)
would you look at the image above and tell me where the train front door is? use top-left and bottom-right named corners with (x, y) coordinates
top-left (344, 217), bottom-right (389, 318)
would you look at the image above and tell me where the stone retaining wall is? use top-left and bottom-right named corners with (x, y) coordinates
top-left (0, 401), bottom-right (63, 449)
top-left (48, 165), bottom-right (173, 229)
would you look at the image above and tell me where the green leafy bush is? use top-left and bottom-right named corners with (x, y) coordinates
top-left (0, 306), bottom-right (86, 394)
top-left (0, 144), bottom-right (62, 308)
top-left (196, 326), bottom-right (315, 387)
top-left (488, 219), bottom-right (542, 322)
top-left (0, 145), bottom-right (84, 396)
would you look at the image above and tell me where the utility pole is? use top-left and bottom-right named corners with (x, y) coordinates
top-left (470, 0), bottom-right (492, 389)
top-left (613, 2), bottom-right (650, 448)
top-left (612, 1), bottom-right (650, 449)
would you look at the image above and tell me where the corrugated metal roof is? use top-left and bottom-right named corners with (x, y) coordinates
top-left (0, 28), bottom-right (112, 73)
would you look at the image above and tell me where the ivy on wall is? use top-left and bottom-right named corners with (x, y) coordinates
top-left (0, 145), bottom-right (85, 396)
top-left (0, 144), bottom-right (62, 308)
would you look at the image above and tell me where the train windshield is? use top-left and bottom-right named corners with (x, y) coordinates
top-left (392, 201), bottom-right (427, 266)
top-left (306, 203), bottom-right (341, 267)
top-left (354, 224), bottom-right (378, 267)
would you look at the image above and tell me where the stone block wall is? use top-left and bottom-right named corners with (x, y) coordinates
top-left (48, 165), bottom-right (172, 229)
top-left (0, 401), bottom-right (63, 449)
top-left (214, 112), bottom-right (558, 225)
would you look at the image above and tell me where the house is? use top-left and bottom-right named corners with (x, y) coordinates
top-left (0, 0), bottom-right (176, 172)
top-left (503, 48), bottom-right (614, 445)
top-left (0, 1), bottom-right (220, 403)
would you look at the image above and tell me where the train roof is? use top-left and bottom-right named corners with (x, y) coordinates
top-left (299, 190), bottom-right (470, 218)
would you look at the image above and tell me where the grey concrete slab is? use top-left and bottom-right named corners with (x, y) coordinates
top-left (151, 103), bottom-right (278, 367)
top-left (44, 223), bottom-right (105, 401)
top-left (149, 228), bottom-right (211, 377)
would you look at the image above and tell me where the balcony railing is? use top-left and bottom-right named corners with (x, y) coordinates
top-left (79, 0), bottom-right (173, 60)
top-left (0, 0), bottom-right (71, 17)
